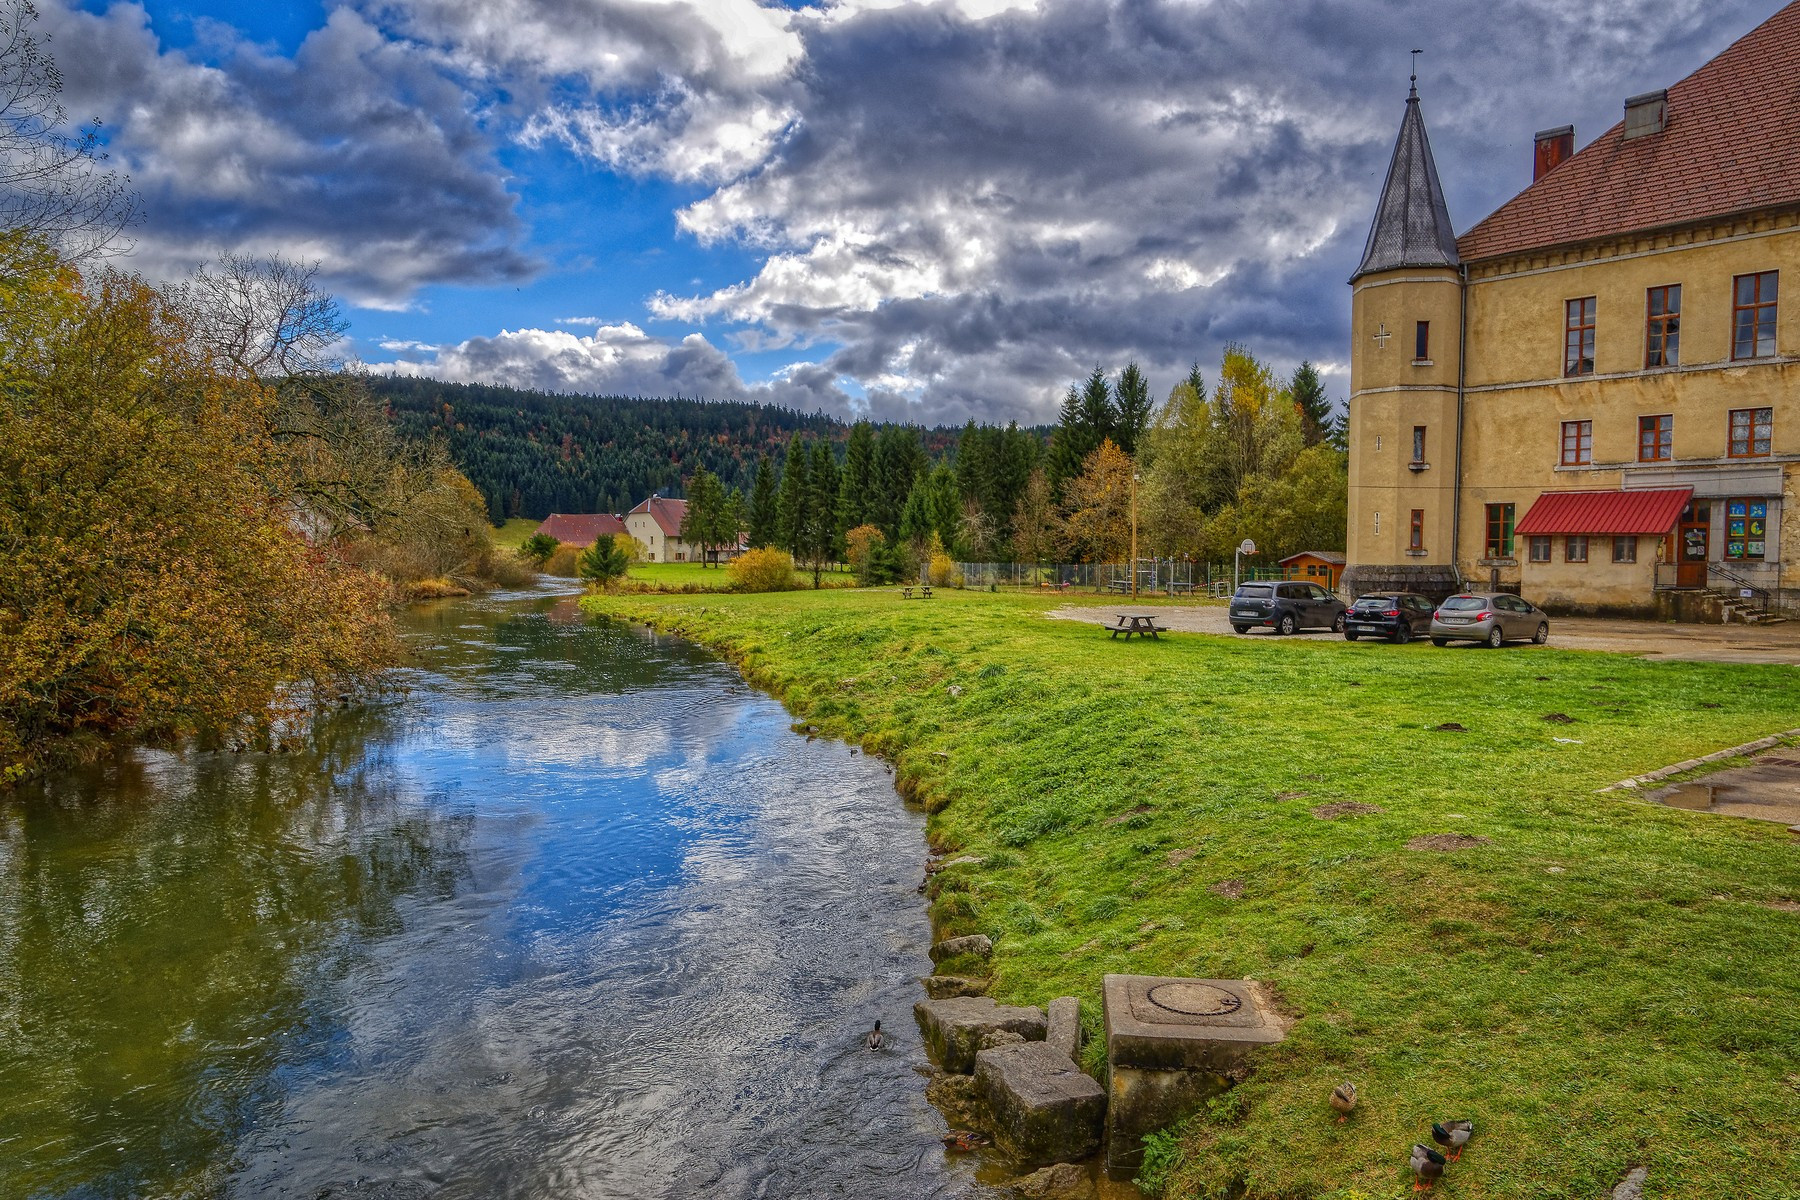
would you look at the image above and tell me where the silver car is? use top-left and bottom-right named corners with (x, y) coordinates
top-left (1429, 592), bottom-right (1550, 648)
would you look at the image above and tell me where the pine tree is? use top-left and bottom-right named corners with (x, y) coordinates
top-left (776, 434), bottom-right (807, 555)
top-left (872, 425), bottom-right (926, 539)
top-left (679, 468), bottom-right (721, 564)
top-left (838, 420), bottom-right (875, 533)
top-left (1291, 360), bottom-right (1333, 447)
top-left (926, 464), bottom-right (961, 552)
top-left (1079, 366), bottom-right (1114, 450)
top-left (747, 454), bottom-right (778, 548)
top-left (899, 471), bottom-right (932, 548)
top-left (1112, 361), bottom-right (1152, 455)
top-left (1047, 382), bottom-right (1089, 502)
top-left (804, 440), bottom-right (840, 586)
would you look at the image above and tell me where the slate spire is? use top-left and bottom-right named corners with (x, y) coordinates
top-left (1352, 84), bottom-right (1459, 281)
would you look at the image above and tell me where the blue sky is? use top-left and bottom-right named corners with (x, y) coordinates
top-left (48, 0), bottom-right (1778, 424)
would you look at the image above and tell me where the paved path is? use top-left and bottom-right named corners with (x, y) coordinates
top-left (1048, 603), bottom-right (1800, 666)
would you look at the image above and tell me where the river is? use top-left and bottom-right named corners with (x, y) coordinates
top-left (0, 586), bottom-right (991, 1199)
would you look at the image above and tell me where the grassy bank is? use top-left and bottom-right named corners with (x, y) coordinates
top-left (580, 589), bottom-right (1800, 1199)
top-left (620, 561), bottom-right (856, 591)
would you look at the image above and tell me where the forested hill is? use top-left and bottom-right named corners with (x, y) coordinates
top-left (373, 377), bottom-right (973, 522)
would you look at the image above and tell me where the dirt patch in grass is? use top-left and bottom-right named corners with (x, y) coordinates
top-left (1209, 878), bottom-right (1245, 899)
top-left (1167, 848), bottom-right (1197, 867)
top-left (1104, 804), bottom-right (1154, 825)
top-left (1275, 790), bottom-right (1312, 801)
top-left (1407, 833), bottom-right (1492, 852)
top-left (1543, 712), bottom-right (1576, 724)
top-left (1433, 722), bottom-right (1467, 732)
top-left (1313, 801), bottom-right (1384, 820)
top-left (1764, 900), bottom-right (1800, 914)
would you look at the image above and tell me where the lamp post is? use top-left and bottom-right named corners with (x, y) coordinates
top-left (1129, 472), bottom-right (1140, 600)
top-left (1235, 538), bottom-right (1256, 591)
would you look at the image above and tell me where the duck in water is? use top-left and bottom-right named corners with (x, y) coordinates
top-left (866, 1020), bottom-right (885, 1050)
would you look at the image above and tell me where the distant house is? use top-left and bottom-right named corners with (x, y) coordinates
top-left (534, 513), bottom-right (627, 546)
top-left (625, 496), bottom-right (695, 563)
top-left (1279, 551), bottom-right (1347, 592)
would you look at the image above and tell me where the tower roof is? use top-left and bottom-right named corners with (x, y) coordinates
top-left (1351, 86), bottom-right (1460, 282)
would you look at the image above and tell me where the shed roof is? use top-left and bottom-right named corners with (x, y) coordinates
top-left (536, 513), bottom-right (626, 545)
top-left (1279, 550), bottom-right (1348, 566)
top-left (1514, 488), bottom-right (1692, 536)
top-left (1458, 1), bottom-right (1800, 261)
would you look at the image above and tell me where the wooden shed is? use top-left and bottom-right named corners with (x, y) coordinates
top-left (1279, 550), bottom-right (1346, 591)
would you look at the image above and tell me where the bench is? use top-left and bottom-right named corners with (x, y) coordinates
top-left (901, 585), bottom-right (936, 599)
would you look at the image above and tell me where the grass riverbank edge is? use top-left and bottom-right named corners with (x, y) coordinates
top-left (580, 588), bottom-right (1800, 1199)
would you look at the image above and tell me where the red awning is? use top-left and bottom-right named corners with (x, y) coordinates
top-left (1514, 488), bottom-right (1692, 536)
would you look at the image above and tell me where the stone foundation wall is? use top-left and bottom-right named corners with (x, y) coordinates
top-left (1339, 563), bottom-right (1462, 603)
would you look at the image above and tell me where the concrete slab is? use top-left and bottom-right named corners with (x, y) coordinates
top-left (975, 1041), bottom-right (1106, 1167)
top-left (915, 995), bottom-right (1048, 1074)
top-left (1047, 996), bottom-right (1081, 1059)
top-left (1645, 753), bottom-right (1800, 826)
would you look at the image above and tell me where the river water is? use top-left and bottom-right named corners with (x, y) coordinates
top-left (0, 587), bottom-right (991, 1199)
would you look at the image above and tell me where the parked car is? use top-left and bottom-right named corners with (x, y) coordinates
top-left (1429, 592), bottom-right (1551, 647)
top-left (1344, 592), bottom-right (1436, 643)
top-left (1229, 580), bottom-right (1347, 635)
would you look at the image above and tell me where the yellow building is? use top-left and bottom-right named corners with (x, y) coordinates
top-left (1344, 2), bottom-right (1800, 618)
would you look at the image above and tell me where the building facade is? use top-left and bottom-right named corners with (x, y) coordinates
top-left (1344, 3), bottom-right (1800, 616)
top-left (625, 495), bottom-right (696, 563)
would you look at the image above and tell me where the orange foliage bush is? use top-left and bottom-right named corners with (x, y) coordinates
top-left (727, 547), bottom-right (798, 593)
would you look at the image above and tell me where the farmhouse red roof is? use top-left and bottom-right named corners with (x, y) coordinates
top-left (535, 513), bottom-right (626, 545)
top-left (1514, 488), bottom-right (1692, 537)
top-left (1457, 0), bottom-right (1800, 261)
top-left (629, 495), bottom-right (688, 537)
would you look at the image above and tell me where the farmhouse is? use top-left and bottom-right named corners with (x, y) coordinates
top-left (1344, 2), bottom-right (1800, 617)
top-left (625, 495), bottom-right (695, 563)
top-left (534, 513), bottom-right (627, 547)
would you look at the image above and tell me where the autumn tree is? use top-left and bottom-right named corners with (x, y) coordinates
top-left (1062, 439), bottom-right (1134, 563)
top-left (1011, 467), bottom-right (1061, 570)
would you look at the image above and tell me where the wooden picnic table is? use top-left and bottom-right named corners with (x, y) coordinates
top-left (1108, 613), bottom-right (1168, 640)
top-left (901, 584), bottom-right (935, 599)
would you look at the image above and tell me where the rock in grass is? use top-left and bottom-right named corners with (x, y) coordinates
top-left (975, 1041), bottom-right (1106, 1166)
top-left (1046, 996), bottom-right (1080, 1058)
top-left (915, 995), bottom-right (1048, 1073)
top-left (923, 975), bottom-right (988, 999)
top-left (930, 933), bottom-right (993, 963)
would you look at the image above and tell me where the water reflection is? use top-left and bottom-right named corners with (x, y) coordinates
top-left (0, 587), bottom-right (986, 1199)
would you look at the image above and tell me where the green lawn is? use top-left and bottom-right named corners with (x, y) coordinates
top-left (623, 561), bottom-right (856, 591)
top-left (490, 517), bottom-right (542, 551)
top-left (580, 588), bottom-right (1800, 1199)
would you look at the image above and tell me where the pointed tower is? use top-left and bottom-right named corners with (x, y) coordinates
top-left (1342, 81), bottom-right (1464, 600)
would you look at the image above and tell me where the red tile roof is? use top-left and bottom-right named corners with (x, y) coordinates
top-left (535, 513), bottom-right (626, 545)
top-left (1458, 1), bottom-right (1800, 261)
top-left (1515, 488), bottom-right (1692, 536)
top-left (629, 495), bottom-right (689, 537)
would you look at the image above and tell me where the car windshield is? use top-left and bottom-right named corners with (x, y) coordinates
top-left (1236, 585), bottom-right (1273, 598)
top-left (1441, 596), bottom-right (1486, 611)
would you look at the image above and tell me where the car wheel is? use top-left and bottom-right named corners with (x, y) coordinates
top-left (1534, 622), bottom-right (1550, 645)
top-left (1393, 623), bottom-right (1412, 645)
top-left (1231, 624), bottom-right (1251, 635)
top-left (1277, 613), bottom-right (1297, 636)
top-left (1486, 626), bottom-right (1505, 649)
top-left (1431, 637), bottom-right (1449, 647)
top-left (1331, 612), bottom-right (1347, 633)
top-left (1345, 631), bottom-right (1359, 642)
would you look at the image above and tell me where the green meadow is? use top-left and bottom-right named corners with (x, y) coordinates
top-left (582, 588), bottom-right (1800, 1199)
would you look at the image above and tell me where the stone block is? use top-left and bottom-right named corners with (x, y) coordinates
top-left (915, 995), bottom-right (1048, 1074)
top-left (1003, 1161), bottom-right (1095, 1200)
top-left (1047, 996), bottom-right (1081, 1059)
top-left (930, 933), bottom-right (993, 963)
top-left (922, 975), bottom-right (987, 999)
top-left (1100, 975), bottom-right (1286, 1173)
top-left (975, 1041), bottom-right (1106, 1167)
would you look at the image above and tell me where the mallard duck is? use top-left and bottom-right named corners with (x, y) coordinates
top-left (942, 1129), bottom-right (989, 1152)
top-left (1409, 1143), bottom-right (1446, 1190)
top-left (865, 1020), bottom-right (885, 1051)
top-left (1329, 1082), bottom-right (1357, 1122)
top-left (1431, 1119), bottom-right (1473, 1160)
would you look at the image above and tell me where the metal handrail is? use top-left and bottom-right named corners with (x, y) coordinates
top-left (1710, 561), bottom-right (1771, 609)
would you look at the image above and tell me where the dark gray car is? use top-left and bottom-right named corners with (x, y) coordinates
top-left (1429, 592), bottom-right (1551, 648)
top-left (1230, 581), bottom-right (1348, 635)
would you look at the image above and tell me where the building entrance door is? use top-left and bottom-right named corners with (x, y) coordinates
top-left (1677, 500), bottom-right (1710, 588)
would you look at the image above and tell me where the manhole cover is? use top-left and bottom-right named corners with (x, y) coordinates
top-left (1145, 982), bottom-right (1242, 1018)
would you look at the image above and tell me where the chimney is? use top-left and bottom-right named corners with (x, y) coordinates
top-left (1533, 125), bottom-right (1574, 180)
top-left (1623, 89), bottom-right (1668, 140)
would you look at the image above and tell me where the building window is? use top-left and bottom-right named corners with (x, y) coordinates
top-left (1409, 509), bottom-right (1424, 551)
top-left (1732, 271), bottom-right (1778, 359)
top-left (1724, 498), bottom-right (1768, 560)
top-left (1485, 503), bottom-right (1515, 559)
top-left (1638, 414), bottom-right (1672, 462)
top-left (1414, 321), bottom-right (1430, 361)
top-left (1612, 536), bottom-right (1637, 563)
top-left (1565, 535), bottom-right (1589, 563)
top-left (1645, 284), bottom-right (1680, 367)
top-left (1560, 419), bottom-right (1593, 465)
top-left (1412, 425), bottom-right (1426, 463)
top-left (1564, 296), bottom-right (1596, 376)
top-left (1529, 535), bottom-right (1552, 563)
top-left (1729, 407), bottom-right (1772, 458)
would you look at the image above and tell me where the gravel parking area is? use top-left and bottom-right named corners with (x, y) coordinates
top-left (1049, 604), bottom-right (1800, 666)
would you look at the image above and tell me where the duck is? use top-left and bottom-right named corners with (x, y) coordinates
top-left (942, 1129), bottom-right (989, 1152)
top-left (1409, 1143), bottom-right (1447, 1191)
top-left (1431, 1119), bottom-right (1474, 1161)
top-left (1329, 1082), bottom-right (1357, 1122)
top-left (865, 1020), bottom-right (885, 1051)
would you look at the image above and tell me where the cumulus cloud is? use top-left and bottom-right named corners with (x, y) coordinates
top-left (41, 0), bottom-right (534, 306)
